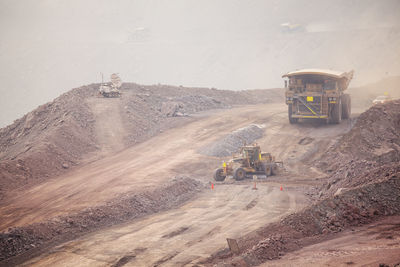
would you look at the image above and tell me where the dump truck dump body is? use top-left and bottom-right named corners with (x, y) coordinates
top-left (283, 69), bottom-right (353, 124)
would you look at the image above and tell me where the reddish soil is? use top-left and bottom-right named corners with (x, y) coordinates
top-left (316, 99), bottom-right (400, 198)
top-left (0, 83), bottom-right (282, 199)
top-left (0, 177), bottom-right (202, 266)
top-left (1, 83), bottom-right (399, 266)
top-left (203, 100), bottom-right (400, 266)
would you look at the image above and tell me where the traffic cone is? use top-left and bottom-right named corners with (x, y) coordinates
top-left (253, 182), bottom-right (257, 190)
top-left (211, 183), bottom-right (214, 190)
top-left (280, 185), bottom-right (283, 191)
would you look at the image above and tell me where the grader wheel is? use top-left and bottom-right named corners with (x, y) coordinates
top-left (213, 168), bottom-right (226, 181)
top-left (233, 168), bottom-right (246, 181)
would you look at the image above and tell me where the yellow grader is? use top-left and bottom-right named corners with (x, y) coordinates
top-left (213, 145), bottom-right (281, 181)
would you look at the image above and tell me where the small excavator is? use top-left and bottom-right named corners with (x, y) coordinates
top-left (213, 144), bottom-right (281, 181)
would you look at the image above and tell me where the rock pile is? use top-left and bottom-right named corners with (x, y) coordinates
top-left (0, 177), bottom-right (203, 263)
top-left (198, 124), bottom-right (265, 157)
top-left (0, 83), bottom-right (280, 198)
top-left (204, 100), bottom-right (400, 266)
top-left (316, 99), bottom-right (400, 197)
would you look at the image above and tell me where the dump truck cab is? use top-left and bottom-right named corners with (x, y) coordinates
top-left (283, 69), bottom-right (353, 124)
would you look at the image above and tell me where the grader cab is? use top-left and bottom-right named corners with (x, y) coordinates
top-left (213, 145), bottom-right (281, 181)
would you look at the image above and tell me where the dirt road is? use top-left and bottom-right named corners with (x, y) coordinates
top-left (261, 216), bottom-right (400, 267)
top-left (22, 184), bottom-right (308, 266)
top-left (0, 103), bottom-right (352, 230)
top-left (0, 102), bottom-right (355, 265)
top-left (87, 97), bottom-right (128, 154)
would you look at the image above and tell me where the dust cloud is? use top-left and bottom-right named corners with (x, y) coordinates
top-left (0, 0), bottom-right (399, 127)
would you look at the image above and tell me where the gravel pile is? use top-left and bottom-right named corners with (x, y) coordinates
top-left (203, 100), bottom-right (400, 266)
top-left (0, 83), bottom-right (279, 198)
top-left (315, 99), bottom-right (400, 198)
top-left (198, 124), bottom-right (264, 157)
top-left (203, 164), bottom-right (400, 266)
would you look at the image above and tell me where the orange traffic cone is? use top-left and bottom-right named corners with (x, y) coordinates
top-left (253, 182), bottom-right (257, 190)
top-left (211, 183), bottom-right (214, 190)
top-left (280, 185), bottom-right (283, 191)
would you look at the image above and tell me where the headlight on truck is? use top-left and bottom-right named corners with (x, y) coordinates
top-left (328, 97), bottom-right (337, 101)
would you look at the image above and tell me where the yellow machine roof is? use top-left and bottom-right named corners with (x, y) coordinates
top-left (282, 69), bottom-right (351, 79)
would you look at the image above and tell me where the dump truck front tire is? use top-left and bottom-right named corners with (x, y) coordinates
top-left (213, 168), bottom-right (226, 181)
top-left (288, 104), bottom-right (298, 124)
top-left (234, 168), bottom-right (246, 181)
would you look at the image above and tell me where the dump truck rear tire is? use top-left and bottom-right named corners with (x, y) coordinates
top-left (234, 168), bottom-right (246, 181)
top-left (213, 168), bottom-right (226, 181)
top-left (330, 98), bottom-right (342, 124)
top-left (288, 104), bottom-right (298, 124)
top-left (341, 94), bottom-right (351, 119)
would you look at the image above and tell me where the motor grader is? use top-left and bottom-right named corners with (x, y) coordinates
top-left (213, 145), bottom-right (280, 181)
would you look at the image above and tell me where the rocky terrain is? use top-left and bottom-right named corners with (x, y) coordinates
top-left (0, 177), bottom-right (203, 264)
top-left (317, 99), bottom-right (400, 197)
top-left (0, 83), bottom-right (399, 266)
top-left (198, 124), bottom-right (265, 157)
top-left (204, 100), bottom-right (400, 266)
top-left (0, 83), bottom-right (282, 199)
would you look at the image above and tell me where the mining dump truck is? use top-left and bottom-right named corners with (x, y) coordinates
top-left (99, 73), bottom-right (122, 98)
top-left (282, 69), bottom-right (354, 124)
top-left (213, 144), bottom-right (281, 181)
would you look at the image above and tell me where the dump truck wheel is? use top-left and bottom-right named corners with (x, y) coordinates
top-left (213, 168), bottom-right (226, 181)
top-left (341, 94), bottom-right (351, 119)
top-left (330, 97), bottom-right (342, 124)
top-left (233, 168), bottom-right (246, 181)
top-left (288, 104), bottom-right (298, 124)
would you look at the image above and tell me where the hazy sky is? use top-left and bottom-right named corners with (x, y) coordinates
top-left (0, 0), bottom-right (400, 127)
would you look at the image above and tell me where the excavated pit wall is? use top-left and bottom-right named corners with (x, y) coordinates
top-left (204, 164), bottom-right (400, 266)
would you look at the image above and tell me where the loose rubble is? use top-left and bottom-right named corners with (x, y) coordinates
top-left (203, 100), bottom-right (400, 266)
top-left (0, 177), bottom-right (203, 264)
top-left (198, 124), bottom-right (264, 157)
top-left (0, 83), bottom-right (280, 199)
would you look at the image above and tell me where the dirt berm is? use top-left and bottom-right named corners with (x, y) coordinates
top-left (0, 83), bottom-right (282, 199)
top-left (0, 177), bottom-right (203, 265)
top-left (204, 100), bottom-right (400, 266)
top-left (316, 99), bottom-right (400, 198)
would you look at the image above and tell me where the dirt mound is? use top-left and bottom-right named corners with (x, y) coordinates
top-left (204, 164), bottom-right (400, 266)
top-left (0, 177), bottom-right (203, 265)
top-left (0, 85), bottom-right (98, 199)
top-left (0, 84), bottom-right (280, 198)
top-left (315, 99), bottom-right (400, 197)
top-left (349, 75), bottom-right (400, 109)
top-left (198, 124), bottom-right (265, 157)
top-left (203, 101), bottom-right (400, 266)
